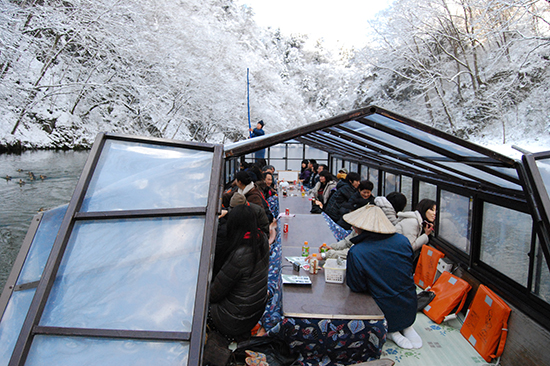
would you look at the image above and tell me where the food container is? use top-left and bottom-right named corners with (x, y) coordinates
top-left (324, 258), bottom-right (347, 283)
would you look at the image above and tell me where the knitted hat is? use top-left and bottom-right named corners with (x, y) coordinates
top-left (343, 204), bottom-right (396, 234)
top-left (230, 193), bottom-right (247, 208)
top-left (258, 120), bottom-right (264, 127)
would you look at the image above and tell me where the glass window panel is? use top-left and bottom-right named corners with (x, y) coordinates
top-left (344, 161), bottom-right (351, 172)
top-left (305, 145), bottom-right (328, 160)
top-left (350, 162), bottom-right (358, 173)
top-left (270, 159), bottom-right (286, 172)
top-left (439, 191), bottom-right (472, 253)
top-left (419, 181), bottom-right (437, 201)
top-left (41, 217), bottom-right (204, 332)
top-left (17, 205), bottom-right (67, 285)
top-left (533, 235), bottom-right (550, 303)
top-left (0, 288), bottom-right (36, 364)
top-left (360, 166), bottom-right (369, 181)
top-left (401, 176), bottom-right (413, 212)
top-left (536, 158), bottom-right (550, 194)
top-left (26, 336), bottom-right (188, 366)
top-left (82, 140), bottom-right (213, 212)
top-left (287, 160), bottom-right (301, 171)
top-left (332, 158), bottom-right (342, 175)
top-left (480, 203), bottom-right (532, 286)
top-left (287, 144), bottom-right (303, 159)
top-left (268, 144), bottom-right (286, 159)
top-left (384, 173), bottom-right (399, 195)
top-left (370, 169), bottom-right (379, 197)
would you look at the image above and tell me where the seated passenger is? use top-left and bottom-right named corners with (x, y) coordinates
top-left (314, 192), bottom-right (408, 260)
top-left (311, 170), bottom-right (338, 208)
top-left (209, 204), bottom-right (270, 339)
top-left (336, 180), bottom-right (375, 230)
top-left (345, 205), bottom-right (422, 349)
top-left (395, 198), bottom-right (436, 252)
top-left (298, 160), bottom-right (310, 185)
top-left (323, 172), bottom-right (361, 224)
top-left (256, 172), bottom-right (277, 199)
top-left (375, 192), bottom-right (408, 225)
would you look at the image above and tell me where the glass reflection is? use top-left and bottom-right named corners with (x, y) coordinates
top-left (401, 176), bottom-right (413, 212)
top-left (26, 336), bottom-right (188, 366)
top-left (481, 203), bottom-right (532, 286)
top-left (384, 173), bottom-right (398, 195)
top-left (439, 191), bottom-right (471, 253)
top-left (82, 140), bottom-right (213, 212)
top-left (0, 289), bottom-right (35, 364)
top-left (419, 181), bottom-right (437, 202)
top-left (17, 205), bottom-right (67, 285)
top-left (41, 217), bottom-right (204, 332)
top-left (533, 235), bottom-right (550, 303)
top-left (536, 158), bottom-right (550, 195)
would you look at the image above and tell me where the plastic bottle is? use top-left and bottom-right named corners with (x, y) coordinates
top-left (309, 253), bottom-right (319, 274)
top-left (302, 241), bottom-right (309, 257)
top-left (320, 243), bottom-right (328, 253)
top-left (301, 184), bottom-right (305, 197)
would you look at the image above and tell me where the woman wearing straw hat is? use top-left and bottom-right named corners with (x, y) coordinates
top-left (345, 205), bottom-right (422, 349)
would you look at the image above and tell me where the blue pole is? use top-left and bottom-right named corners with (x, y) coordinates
top-left (247, 68), bottom-right (252, 138)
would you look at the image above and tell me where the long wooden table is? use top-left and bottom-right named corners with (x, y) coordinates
top-left (278, 191), bottom-right (384, 320)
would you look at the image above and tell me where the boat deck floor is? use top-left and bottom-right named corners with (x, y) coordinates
top-left (381, 311), bottom-right (495, 366)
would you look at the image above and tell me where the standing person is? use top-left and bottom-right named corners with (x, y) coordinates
top-left (344, 205), bottom-right (421, 349)
top-left (249, 120), bottom-right (265, 161)
top-left (395, 198), bottom-right (436, 252)
top-left (209, 204), bottom-right (270, 339)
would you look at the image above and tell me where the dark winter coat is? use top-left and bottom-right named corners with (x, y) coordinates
top-left (337, 192), bottom-right (376, 230)
top-left (346, 231), bottom-right (417, 333)
top-left (324, 180), bottom-right (357, 223)
top-left (210, 232), bottom-right (269, 337)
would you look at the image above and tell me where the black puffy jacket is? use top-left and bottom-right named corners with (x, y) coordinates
top-left (336, 192), bottom-right (375, 229)
top-left (324, 180), bottom-right (357, 223)
top-left (209, 233), bottom-right (269, 337)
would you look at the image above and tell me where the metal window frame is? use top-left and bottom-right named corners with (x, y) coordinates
top-left (8, 133), bottom-right (223, 366)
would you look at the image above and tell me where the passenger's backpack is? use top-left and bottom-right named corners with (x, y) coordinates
top-left (423, 271), bottom-right (471, 324)
top-left (460, 285), bottom-right (511, 362)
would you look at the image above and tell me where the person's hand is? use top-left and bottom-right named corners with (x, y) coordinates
top-left (424, 222), bottom-right (434, 235)
top-left (314, 199), bottom-right (323, 208)
top-left (219, 209), bottom-right (228, 218)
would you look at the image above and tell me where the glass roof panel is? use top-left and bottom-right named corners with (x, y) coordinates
top-left (438, 162), bottom-right (522, 190)
top-left (82, 140), bottom-right (213, 212)
top-left (536, 158), bottom-right (550, 195)
top-left (0, 289), bottom-right (35, 364)
top-left (362, 114), bottom-right (489, 158)
top-left (25, 336), bottom-right (188, 366)
top-left (338, 121), bottom-right (447, 159)
top-left (409, 160), bottom-right (476, 182)
top-left (17, 205), bottom-right (67, 286)
top-left (40, 217), bottom-right (203, 331)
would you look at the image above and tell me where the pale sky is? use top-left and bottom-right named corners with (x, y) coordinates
top-left (238, 0), bottom-right (394, 49)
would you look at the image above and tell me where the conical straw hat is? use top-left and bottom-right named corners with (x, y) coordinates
top-left (343, 204), bottom-right (396, 234)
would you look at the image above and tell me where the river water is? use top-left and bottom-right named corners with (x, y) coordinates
top-left (0, 150), bottom-right (89, 291)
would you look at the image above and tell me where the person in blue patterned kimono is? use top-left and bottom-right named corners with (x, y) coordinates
top-left (345, 205), bottom-right (422, 349)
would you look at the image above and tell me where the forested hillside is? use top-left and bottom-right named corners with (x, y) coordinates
top-left (0, 0), bottom-right (548, 151)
